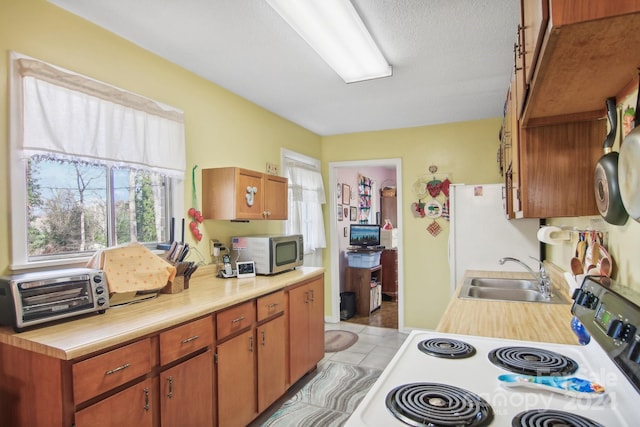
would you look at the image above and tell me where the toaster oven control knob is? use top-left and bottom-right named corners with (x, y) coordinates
top-left (93, 275), bottom-right (103, 284)
top-left (606, 319), bottom-right (637, 342)
top-left (95, 286), bottom-right (105, 295)
top-left (97, 296), bottom-right (107, 306)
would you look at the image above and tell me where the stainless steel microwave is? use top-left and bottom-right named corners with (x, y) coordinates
top-left (233, 234), bottom-right (303, 275)
top-left (0, 268), bottom-right (108, 332)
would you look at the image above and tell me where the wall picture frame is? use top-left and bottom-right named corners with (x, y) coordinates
top-left (338, 204), bottom-right (343, 221)
top-left (350, 206), bottom-right (357, 221)
top-left (342, 184), bottom-right (350, 205)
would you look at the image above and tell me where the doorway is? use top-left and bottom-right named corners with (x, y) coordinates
top-left (328, 159), bottom-right (404, 331)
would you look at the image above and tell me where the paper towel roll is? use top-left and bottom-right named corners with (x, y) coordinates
top-left (537, 226), bottom-right (570, 245)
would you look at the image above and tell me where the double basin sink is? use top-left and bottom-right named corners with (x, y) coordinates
top-left (458, 277), bottom-right (569, 304)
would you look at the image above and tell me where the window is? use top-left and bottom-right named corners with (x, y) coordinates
top-left (10, 52), bottom-right (185, 269)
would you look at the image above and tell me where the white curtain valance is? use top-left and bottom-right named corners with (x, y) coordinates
top-left (14, 52), bottom-right (185, 176)
top-left (284, 158), bottom-right (326, 253)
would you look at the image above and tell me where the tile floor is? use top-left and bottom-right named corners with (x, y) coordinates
top-left (322, 322), bottom-right (408, 370)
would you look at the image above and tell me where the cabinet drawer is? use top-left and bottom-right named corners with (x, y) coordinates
top-left (216, 300), bottom-right (255, 340)
top-left (257, 290), bottom-right (285, 322)
top-left (159, 316), bottom-right (214, 365)
top-left (72, 338), bottom-right (152, 404)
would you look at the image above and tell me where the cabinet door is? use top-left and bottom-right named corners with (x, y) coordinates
top-left (288, 284), bottom-right (310, 384)
top-left (264, 174), bottom-right (288, 219)
top-left (236, 169), bottom-right (265, 219)
top-left (257, 316), bottom-right (286, 412)
top-left (306, 278), bottom-right (325, 373)
top-left (161, 350), bottom-right (214, 427)
top-left (216, 330), bottom-right (257, 427)
top-left (74, 378), bottom-right (153, 427)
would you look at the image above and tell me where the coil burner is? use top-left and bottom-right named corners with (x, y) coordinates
top-left (385, 382), bottom-right (493, 427)
top-left (488, 346), bottom-right (579, 376)
top-left (512, 409), bottom-right (605, 427)
top-left (417, 338), bottom-right (476, 359)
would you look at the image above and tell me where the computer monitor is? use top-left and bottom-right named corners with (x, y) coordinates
top-left (349, 224), bottom-right (381, 247)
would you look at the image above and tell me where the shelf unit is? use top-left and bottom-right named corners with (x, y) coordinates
top-left (344, 265), bottom-right (382, 316)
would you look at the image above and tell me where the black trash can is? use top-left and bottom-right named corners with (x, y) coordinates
top-left (340, 292), bottom-right (355, 320)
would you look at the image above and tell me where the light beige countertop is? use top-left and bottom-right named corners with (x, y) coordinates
top-left (436, 267), bottom-right (579, 345)
top-left (0, 265), bottom-right (324, 360)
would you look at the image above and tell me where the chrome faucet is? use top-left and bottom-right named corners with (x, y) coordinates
top-left (498, 256), bottom-right (552, 299)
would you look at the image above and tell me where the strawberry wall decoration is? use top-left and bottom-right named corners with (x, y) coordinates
top-left (410, 165), bottom-right (452, 237)
top-left (188, 165), bottom-right (203, 241)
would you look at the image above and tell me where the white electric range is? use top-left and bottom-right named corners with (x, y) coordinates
top-left (345, 276), bottom-right (640, 426)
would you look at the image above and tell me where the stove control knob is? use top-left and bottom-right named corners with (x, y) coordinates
top-left (629, 339), bottom-right (640, 364)
top-left (572, 289), bottom-right (598, 309)
top-left (606, 319), bottom-right (637, 342)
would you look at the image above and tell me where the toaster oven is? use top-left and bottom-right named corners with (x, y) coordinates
top-left (0, 268), bottom-right (109, 332)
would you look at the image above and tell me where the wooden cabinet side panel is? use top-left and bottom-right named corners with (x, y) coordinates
top-left (202, 168), bottom-right (237, 219)
top-left (216, 330), bottom-right (257, 427)
top-left (75, 378), bottom-right (154, 427)
top-left (380, 196), bottom-right (397, 227)
top-left (520, 120), bottom-right (605, 217)
top-left (257, 316), bottom-right (286, 412)
top-left (381, 250), bottom-right (398, 300)
top-left (160, 350), bottom-right (214, 427)
top-left (0, 343), bottom-right (70, 427)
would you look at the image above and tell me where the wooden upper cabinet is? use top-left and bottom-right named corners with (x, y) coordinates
top-left (521, 1), bottom-right (640, 125)
top-left (202, 167), bottom-right (288, 220)
top-left (517, 119), bottom-right (605, 218)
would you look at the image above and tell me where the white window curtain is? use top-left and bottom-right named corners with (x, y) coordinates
top-left (13, 52), bottom-right (185, 177)
top-left (284, 158), bottom-right (326, 253)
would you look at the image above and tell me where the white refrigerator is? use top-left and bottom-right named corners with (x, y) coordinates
top-left (448, 183), bottom-right (540, 294)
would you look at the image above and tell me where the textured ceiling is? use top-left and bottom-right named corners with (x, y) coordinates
top-left (48, 0), bottom-right (520, 136)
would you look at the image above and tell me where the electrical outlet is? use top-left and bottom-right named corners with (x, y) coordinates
top-left (266, 162), bottom-right (279, 175)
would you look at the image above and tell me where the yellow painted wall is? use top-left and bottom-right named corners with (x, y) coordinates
top-left (0, 0), bottom-right (321, 275)
top-left (321, 120), bottom-right (503, 329)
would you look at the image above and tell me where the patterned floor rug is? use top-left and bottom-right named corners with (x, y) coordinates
top-left (260, 361), bottom-right (382, 426)
top-left (324, 330), bottom-right (359, 352)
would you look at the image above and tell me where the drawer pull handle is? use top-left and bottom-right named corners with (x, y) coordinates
top-left (167, 376), bottom-right (174, 399)
top-left (181, 335), bottom-right (199, 344)
top-left (261, 330), bottom-right (266, 346)
top-left (143, 387), bottom-right (150, 411)
top-left (231, 315), bottom-right (245, 324)
top-left (268, 302), bottom-right (279, 310)
top-left (249, 335), bottom-right (254, 353)
top-left (105, 363), bottom-right (130, 376)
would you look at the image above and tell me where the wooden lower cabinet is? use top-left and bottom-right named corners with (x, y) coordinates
top-left (0, 273), bottom-right (324, 427)
top-left (216, 330), bottom-right (257, 427)
top-left (257, 315), bottom-right (286, 412)
top-left (288, 276), bottom-right (325, 384)
top-left (160, 350), bottom-right (214, 427)
top-left (75, 378), bottom-right (154, 427)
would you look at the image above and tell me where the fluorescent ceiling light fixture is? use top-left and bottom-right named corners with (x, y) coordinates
top-left (266, 0), bottom-right (392, 83)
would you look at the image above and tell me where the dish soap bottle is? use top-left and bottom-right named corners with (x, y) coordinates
top-left (382, 219), bottom-right (393, 230)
